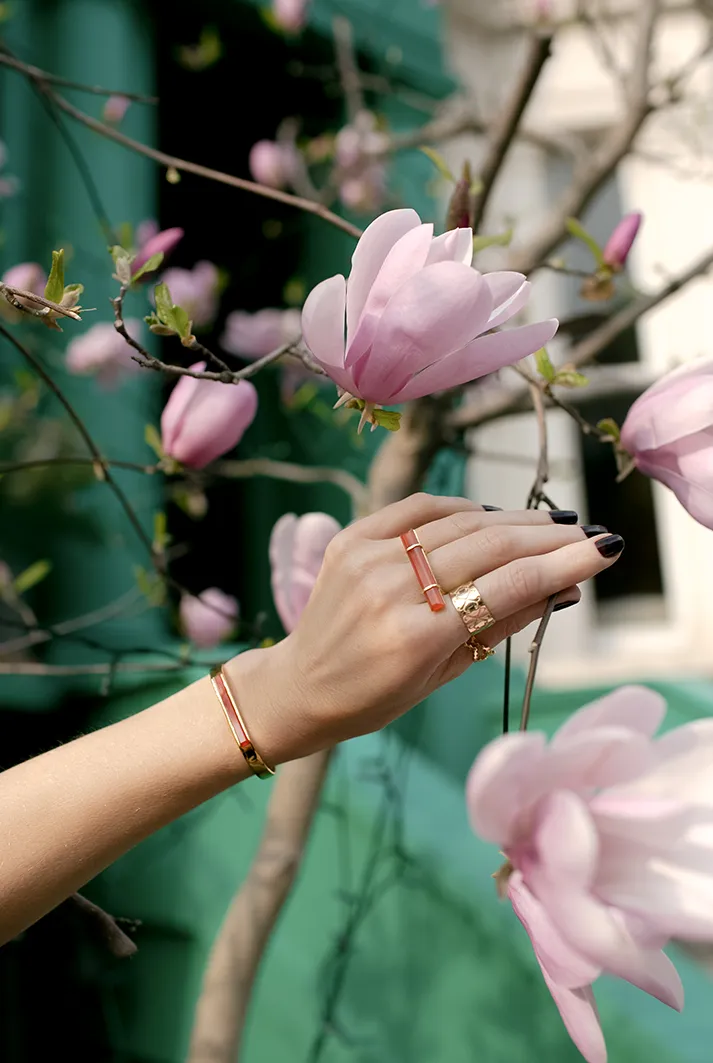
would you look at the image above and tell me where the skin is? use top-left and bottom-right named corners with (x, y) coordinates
top-left (0, 494), bottom-right (623, 945)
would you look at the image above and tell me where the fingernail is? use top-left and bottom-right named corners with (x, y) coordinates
top-left (582, 524), bottom-right (608, 538)
top-left (554, 599), bottom-right (578, 612)
top-left (482, 505), bottom-right (503, 512)
top-left (549, 510), bottom-right (578, 525)
top-left (596, 534), bottom-right (625, 558)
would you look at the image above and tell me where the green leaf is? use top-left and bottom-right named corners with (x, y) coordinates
top-left (13, 559), bottom-right (52, 595)
top-left (154, 282), bottom-right (175, 328)
top-left (131, 252), bottom-right (164, 283)
top-left (153, 511), bottom-right (171, 553)
top-left (134, 565), bottom-right (166, 608)
top-left (117, 222), bottom-right (134, 251)
top-left (597, 417), bottom-right (621, 443)
top-left (419, 146), bottom-right (455, 184)
top-left (372, 408), bottom-right (402, 432)
top-left (144, 423), bottom-right (164, 458)
top-left (534, 347), bottom-right (556, 383)
top-left (553, 369), bottom-right (589, 388)
top-left (172, 304), bottom-right (191, 340)
top-left (44, 249), bottom-right (65, 304)
top-left (472, 228), bottom-right (514, 254)
top-left (566, 218), bottom-right (604, 267)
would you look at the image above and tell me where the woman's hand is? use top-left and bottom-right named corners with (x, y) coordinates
top-left (229, 493), bottom-right (624, 763)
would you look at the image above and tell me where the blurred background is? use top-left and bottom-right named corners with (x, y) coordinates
top-left (1, 0), bottom-right (713, 1060)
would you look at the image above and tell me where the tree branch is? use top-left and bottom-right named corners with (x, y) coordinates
top-left (0, 49), bottom-right (157, 102)
top-left (215, 458), bottom-right (368, 515)
top-left (450, 242), bottom-right (713, 430)
top-left (0, 51), bottom-right (362, 241)
top-left (471, 32), bottom-right (554, 233)
top-left (510, 0), bottom-right (660, 274)
top-left (186, 752), bottom-right (332, 1063)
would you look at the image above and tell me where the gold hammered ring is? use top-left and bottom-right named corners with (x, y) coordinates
top-left (449, 580), bottom-right (497, 637)
top-left (466, 634), bottom-right (495, 663)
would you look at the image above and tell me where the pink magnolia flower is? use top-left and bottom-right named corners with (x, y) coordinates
top-left (220, 308), bottom-right (302, 357)
top-left (620, 356), bottom-right (713, 530)
top-left (248, 140), bottom-right (297, 189)
top-left (269, 513), bottom-right (341, 632)
top-left (1, 262), bottom-right (47, 319)
top-left (301, 208), bottom-right (558, 422)
top-left (65, 320), bottom-right (143, 387)
top-left (272, 0), bottom-right (309, 32)
top-left (102, 94), bottom-right (131, 123)
top-left (467, 685), bottom-right (713, 1062)
top-left (180, 587), bottom-right (238, 648)
top-left (159, 261), bottom-right (220, 328)
top-left (132, 224), bottom-right (184, 275)
top-left (602, 212), bottom-right (642, 271)
top-left (161, 361), bottom-right (258, 468)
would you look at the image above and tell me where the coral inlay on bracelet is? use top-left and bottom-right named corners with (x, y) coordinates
top-left (400, 529), bottom-right (446, 612)
top-left (210, 664), bottom-right (275, 779)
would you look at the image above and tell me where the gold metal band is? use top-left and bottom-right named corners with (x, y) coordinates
top-left (449, 581), bottom-right (497, 636)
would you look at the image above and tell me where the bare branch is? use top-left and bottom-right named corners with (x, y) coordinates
top-left (333, 16), bottom-right (364, 122)
top-left (0, 284), bottom-right (82, 322)
top-left (510, 0), bottom-right (661, 274)
top-left (520, 597), bottom-right (557, 731)
top-left (471, 32), bottom-right (554, 233)
top-left (186, 752), bottom-right (332, 1063)
top-left (0, 49), bottom-right (157, 102)
top-left (215, 458), bottom-right (368, 515)
top-left (0, 51), bottom-right (362, 241)
top-left (451, 242), bottom-right (713, 430)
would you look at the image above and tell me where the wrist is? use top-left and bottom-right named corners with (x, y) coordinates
top-left (222, 642), bottom-right (316, 767)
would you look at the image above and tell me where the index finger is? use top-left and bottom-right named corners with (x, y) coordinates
top-left (417, 508), bottom-right (582, 553)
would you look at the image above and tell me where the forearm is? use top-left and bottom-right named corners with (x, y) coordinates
top-left (0, 655), bottom-right (272, 945)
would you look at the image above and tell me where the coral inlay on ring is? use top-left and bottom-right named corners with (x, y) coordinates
top-left (400, 529), bottom-right (446, 612)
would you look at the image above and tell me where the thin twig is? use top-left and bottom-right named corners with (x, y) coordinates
top-left (510, 0), bottom-right (660, 273)
top-left (519, 597), bottom-right (557, 731)
top-left (0, 49), bottom-right (157, 102)
top-left (450, 241), bottom-right (713, 430)
top-left (0, 323), bottom-right (159, 567)
top-left (0, 457), bottom-right (154, 476)
top-left (0, 661), bottom-right (188, 676)
top-left (215, 458), bottom-right (368, 514)
top-left (526, 382), bottom-right (550, 508)
top-left (471, 32), bottom-right (554, 233)
top-left (332, 16), bottom-right (364, 122)
top-left (0, 51), bottom-right (362, 241)
top-left (0, 285), bottom-right (82, 322)
top-left (0, 587), bottom-right (143, 657)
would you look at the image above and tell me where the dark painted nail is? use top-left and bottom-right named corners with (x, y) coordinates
top-left (596, 534), bottom-right (625, 558)
top-left (482, 505), bottom-right (503, 511)
top-left (550, 510), bottom-right (579, 525)
top-left (582, 524), bottom-right (608, 538)
top-left (554, 599), bottom-right (578, 612)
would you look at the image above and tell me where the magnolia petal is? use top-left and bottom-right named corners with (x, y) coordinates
top-left (484, 273), bottom-right (530, 329)
top-left (625, 718), bottom-right (713, 804)
top-left (345, 208), bottom-right (421, 345)
top-left (509, 874), bottom-right (601, 988)
top-left (523, 728), bottom-right (659, 799)
top-left (391, 318), bottom-right (558, 403)
top-left (553, 686), bottom-right (666, 746)
top-left (466, 731), bottom-right (547, 844)
top-left (541, 970), bottom-right (608, 1063)
top-left (345, 223), bottom-right (434, 369)
top-left (269, 514), bottom-right (300, 633)
top-left (301, 274), bottom-right (347, 370)
top-left (424, 228), bottom-right (473, 267)
top-left (160, 362), bottom-right (205, 454)
top-left (538, 887), bottom-right (684, 1010)
top-left (166, 379), bottom-right (258, 468)
top-left (621, 373), bottom-right (713, 453)
top-left (533, 791), bottom-right (599, 890)
top-left (292, 512), bottom-right (341, 587)
top-left (355, 263), bottom-right (493, 402)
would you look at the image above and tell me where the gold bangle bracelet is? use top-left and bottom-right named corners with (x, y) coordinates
top-left (210, 664), bottom-right (275, 779)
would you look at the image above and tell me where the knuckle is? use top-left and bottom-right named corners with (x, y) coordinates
top-left (477, 525), bottom-right (514, 562)
top-left (504, 559), bottom-right (538, 603)
top-left (449, 510), bottom-right (479, 539)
